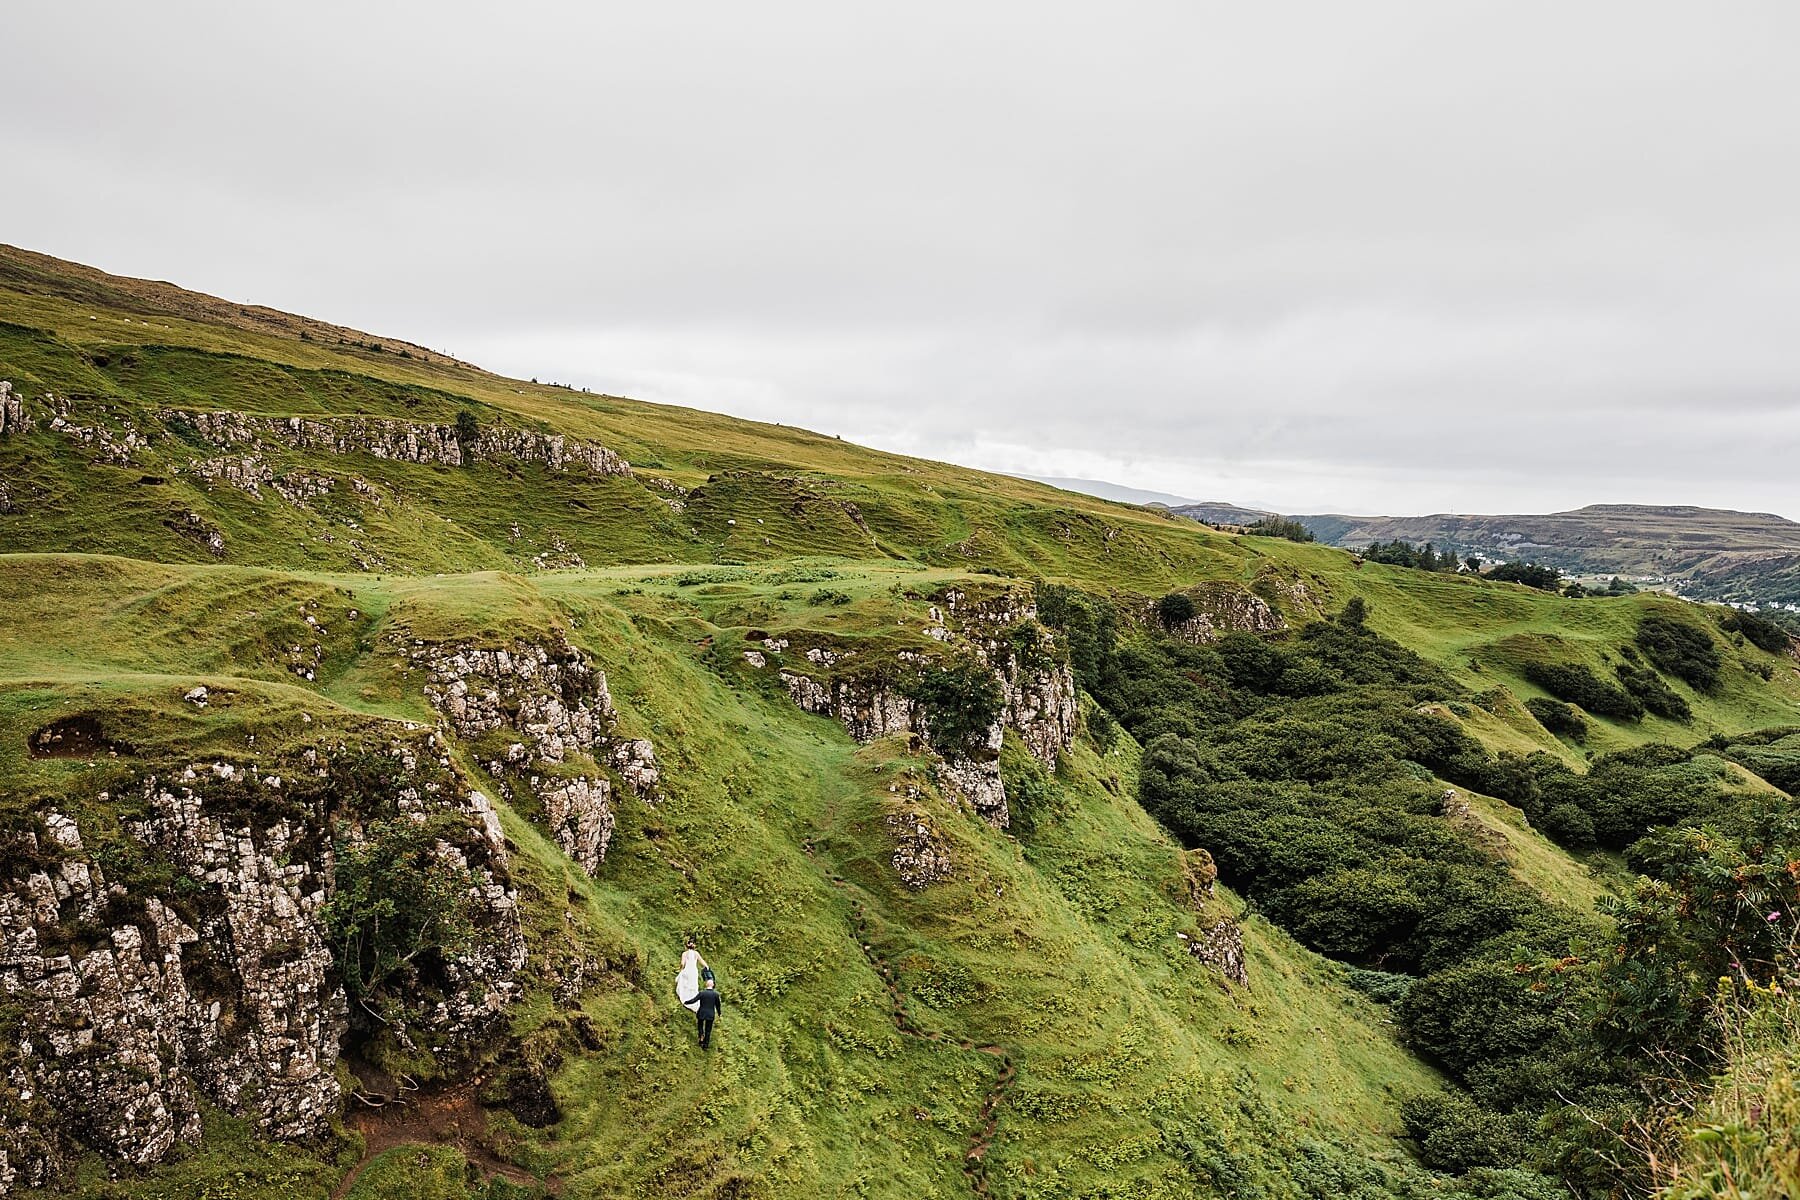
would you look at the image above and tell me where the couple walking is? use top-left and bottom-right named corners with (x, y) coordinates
top-left (675, 939), bottom-right (722, 1049)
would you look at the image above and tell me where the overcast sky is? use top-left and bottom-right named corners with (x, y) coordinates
top-left (6, 2), bottom-right (1799, 516)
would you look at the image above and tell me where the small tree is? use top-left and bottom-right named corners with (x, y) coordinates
top-left (1156, 592), bottom-right (1196, 628)
top-left (454, 409), bottom-right (480, 451)
top-left (1339, 596), bottom-right (1369, 628)
top-left (903, 659), bottom-right (1004, 758)
top-left (324, 816), bottom-right (482, 1011)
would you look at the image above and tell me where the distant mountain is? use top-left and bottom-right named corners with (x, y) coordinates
top-left (1023, 476), bottom-right (1196, 507)
top-left (1167, 500), bottom-right (1277, 526)
top-left (1291, 504), bottom-right (1800, 608)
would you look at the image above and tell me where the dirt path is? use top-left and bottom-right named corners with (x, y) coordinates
top-left (808, 841), bottom-right (1019, 1198)
top-left (328, 1082), bottom-right (557, 1200)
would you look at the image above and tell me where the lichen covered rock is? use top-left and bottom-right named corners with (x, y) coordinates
top-left (0, 737), bottom-right (525, 1192)
top-left (410, 634), bottom-right (658, 873)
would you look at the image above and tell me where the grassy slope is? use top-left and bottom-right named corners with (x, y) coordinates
top-left (2, 249), bottom-right (1798, 1198)
top-left (3, 556), bottom-right (1437, 1199)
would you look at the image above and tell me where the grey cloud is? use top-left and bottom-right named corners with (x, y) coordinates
top-left (4, 1), bottom-right (1798, 516)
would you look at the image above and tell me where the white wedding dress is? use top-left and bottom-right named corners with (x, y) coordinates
top-left (675, 947), bottom-right (703, 1013)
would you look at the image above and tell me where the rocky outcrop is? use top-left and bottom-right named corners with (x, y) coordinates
top-left (780, 671), bottom-right (918, 742)
top-left (173, 409), bottom-right (630, 476)
top-left (409, 634), bottom-right (658, 874)
top-left (1162, 582), bottom-right (1285, 644)
top-left (46, 396), bottom-right (147, 465)
top-left (537, 777), bottom-right (615, 876)
top-left (931, 588), bottom-right (1078, 770)
top-left (0, 383), bottom-right (29, 435)
top-left (935, 753), bottom-right (1009, 826)
top-left (167, 511), bottom-right (226, 557)
top-left (191, 454), bottom-right (275, 496)
top-left (1183, 917), bottom-right (1248, 986)
top-left (415, 637), bottom-right (611, 763)
top-left (765, 586), bottom-right (1079, 835)
top-left (1174, 847), bottom-right (1246, 985)
top-left (886, 810), bottom-right (954, 890)
top-left (0, 739), bottom-right (524, 1192)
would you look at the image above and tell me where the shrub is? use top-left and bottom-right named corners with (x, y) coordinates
top-left (1524, 696), bottom-right (1586, 740)
top-left (1035, 583), bottom-right (1116, 694)
top-left (1522, 660), bottom-right (1643, 721)
top-left (454, 409), bottom-right (480, 450)
top-left (1486, 562), bottom-right (1562, 590)
top-left (1635, 615), bottom-right (1723, 692)
top-left (1615, 661), bottom-right (1693, 722)
top-left (903, 658), bottom-right (1004, 757)
top-left (1539, 802), bottom-right (1595, 851)
top-left (1244, 516), bottom-right (1314, 542)
top-left (324, 815), bottom-right (483, 1007)
top-left (1722, 608), bottom-right (1795, 654)
top-left (1401, 1091), bottom-right (1528, 1173)
top-left (1156, 591), bottom-right (1196, 627)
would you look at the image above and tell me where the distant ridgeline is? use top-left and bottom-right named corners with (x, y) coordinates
top-left (1294, 505), bottom-right (1800, 611)
top-left (0, 244), bottom-right (1798, 1200)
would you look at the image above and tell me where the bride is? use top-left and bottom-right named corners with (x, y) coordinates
top-left (675, 939), bottom-right (709, 1012)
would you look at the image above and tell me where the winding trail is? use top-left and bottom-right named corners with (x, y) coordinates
top-left (808, 841), bottom-right (1019, 1198)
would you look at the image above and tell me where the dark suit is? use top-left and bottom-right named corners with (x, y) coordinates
top-left (695, 987), bottom-right (722, 1048)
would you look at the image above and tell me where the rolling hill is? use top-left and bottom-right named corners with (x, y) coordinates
top-left (1, 247), bottom-right (1797, 1200)
top-left (1291, 505), bottom-right (1800, 608)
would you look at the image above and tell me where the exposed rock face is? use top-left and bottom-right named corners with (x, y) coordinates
top-left (933, 587), bottom-right (1078, 770)
top-left (0, 740), bottom-right (525, 1192)
top-left (537, 777), bottom-right (615, 875)
top-left (997, 657), bottom-right (1077, 768)
top-left (768, 585), bottom-right (1079, 835)
top-left (46, 396), bottom-right (147, 465)
top-left (416, 637), bottom-right (611, 763)
top-left (886, 810), bottom-right (954, 889)
top-left (173, 409), bottom-right (630, 476)
top-left (1187, 917), bottom-right (1248, 986)
top-left (1163, 582), bottom-right (1285, 644)
top-left (780, 671), bottom-right (918, 742)
top-left (191, 454), bottom-right (275, 495)
top-left (168, 511), bottom-right (226, 557)
top-left (0, 382), bottom-right (29, 435)
top-left (409, 634), bottom-right (658, 873)
top-left (935, 753), bottom-right (1009, 826)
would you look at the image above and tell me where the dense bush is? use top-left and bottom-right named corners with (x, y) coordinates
top-left (903, 657), bottom-right (1004, 757)
top-left (1634, 614), bottom-right (1722, 692)
top-left (1402, 1091), bottom-right (1530, 1173)
top-left (1711, 727), bottom-right (1800, 792)
top-left (1521, 660), bottom-right (1643, 720)
top-left (1038, 589), bottom-right (1782, 1195)
top-left (1613, 661), bottom-right (1692, 722)
top-left (1523, 696), bottom-right (1586, 740)
top-left (1034, 583), bottom-right (1115, 694)
top-left (1244, 516), bottom-right (1315, 542)
top-left (324, 815), bottom-right (483, 1008)
top-left (1156, 591), bottom-right (1197, 627)
top-left (1721, 607), bottom-right (1795, 653)
top-left (1486, 562), bottom-right (1562, 590)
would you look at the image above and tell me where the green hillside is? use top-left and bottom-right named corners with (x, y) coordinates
top-left (2, 249), bottom-right (1797, 1200)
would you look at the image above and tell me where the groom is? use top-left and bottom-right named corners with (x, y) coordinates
top-left (694, 975), bottom-right (722, 1050)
